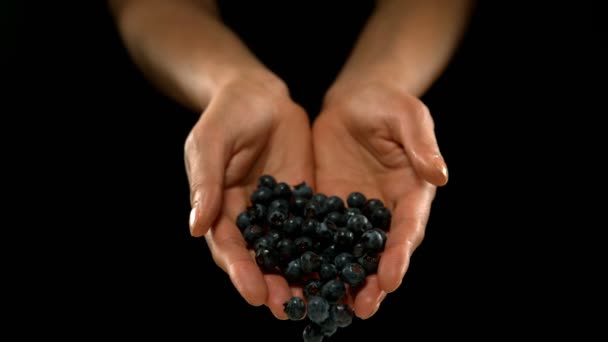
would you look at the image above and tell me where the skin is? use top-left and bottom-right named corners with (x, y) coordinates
top-left (108, 0), bottom-right (474, 320)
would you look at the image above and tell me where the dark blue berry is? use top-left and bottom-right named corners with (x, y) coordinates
top-left (302, 219), bottom-right (319, 236)
top-left (276, 238), bottom-right (296, 264)
top-left (341, 263), bottom-right (366, 288)
top-left (255, 248), bottom-right (278, 271)
top-left (319, 263), bottom-right (338, 281)
top-left (347, 214), bottom-right (371, 238)
top-left (352, 243), bottom-right (365, 258)
top-left (258, 174), bottom-right (277, 189)
top-left (373, 228), bottom-right (387, 249)
top-left (334, 228), bottom-right (355, 249)
top-left (302, 324), bottom-right (324, 342)
top-left (292, 197), bottom-right (308, 216)
top-left (315, 222), bottom-right (334, 245)
top-left (334, 252), bottom-right (354, 270)
top-left (283, 216), bottom-right (302, 236)
top-left (360, 229), bottom-right (385, 253)
top-left (321, 245), bottom-right (339, 262)
top-left (347, 192), bottom-right (367, 209)
top-left (284, 259), bottom-right (303, 282)
top-left (243, 225), bottom-right (264, 245)
top-left (246, 204), bottom-right (266, 223)
top-left (370, 206), bottom-right (392, 230)
top-left (266, 229), bottom-right (283, 245)
top-left (321, 279), bottom-right (346, 303)
top-left (273, 182), bottom-right (292, 200)
top-left (300, 251), bottom-right (322, 273)
top-left (293, 182), bottom-right (313, 199)
top-left (326, 196), bottom-right (345, 213)
top-left (251, 186), bottom-right (273, 205)
top-left (267, 209), bottom-right (287, 227)
top-left (303, 279), bottom-right (323, 298)
top-left (344, 207), bottom-right (362, 220)
top-left (295, 236), bottom-right (313, 255)
top-left (268, 199), bottom-right (290, 213)
top-left (358, 253), bottom-right (380, 274)
top-left (283, 296), bottom-right (306, 321)
top-left (304, 200), bottom-right (321, 219)
top-left (325, 211), bottom-right (345, 227)
top-left (236, 211), bottom-right (253, 230)
top-left (307, 296), bottom-right (330, 324)
top-left (319, 317), bottom-right (338, 337)
top-left (253, 236), bottom-right (274, 250)
top-left (330, 304), bottom-right (354, 328)
top-left (362, 198), bottom-right (385, 217)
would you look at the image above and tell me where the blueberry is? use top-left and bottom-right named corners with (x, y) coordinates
top-left (246, 204), bottom-right (266, 223)
top-left (362, 198), bottom-right (385, 217)
top-left (255, 248), bottom-right (278, 272)
top-left (315, 222), bottom-right (334, 245)
top-left (273, 182), bottom-right (292, 200)
top-left (370, 206), bottom-right (392, 230)
top-left (276, 238), bottom-right (296, 264)
top-left (326, 195), bottom-right (345, 213)
top-left (267, 209), bottom-right (287, 227)
top-left (352, 243), bottom-right (365, 258)
top-left (307, 296), bottom-right (330, 324)
top-left (283, 216), bottom-right (303, 236)
top-left (347, 192), bottom-right (367, 209)
top-left (251, 186), bottom-right (273, 205)
top-left (341, 263), bottom-right (366, 288)
top-left (303, 279), bottom-right (323, 298)
top-left (243, 225), bottom-right (264, 245)
top-left (325, 211), bottom-right (345, 227)
top-left (358, 253), bottom-right (380, 274)
top-left (236, 211), bottom-right (253, 230)
top-left (330, 304), bottom-right (354, 328)
top-left (300, 251), bottom-right (322, 273)
top-left (360, 229), bottom-right (385, 253)
top-left (253, 236), bottom-right (274, 251)
top-left (268, 199), bottom-right (290, 213)
top-left (373, 228), bottom-right (387, 249)
top-left (295, 236), bottom-right (313, 255)
top-left (302, 324), bottom-right (324, 342)
top-left (292, 197), bottom-right (308, 216)
top-left (304, 200), bottom-right (321, 219)
top-left (334, 228), bottom-right (355, 250)
top-left (258, 174), bottom-right (277, 189)
top-left (311, 193), bottom-right (329, 216)
top-left (344, 207), bottom-right (362, 220)
top-left (346, 214), bottom-right (371, 238)
top-left (266, 229), bottom-right (283, 245)
top-left (321, 245), bottom-right (339, 262)
top-left (283, 296), bottom-right (306, 321)
top-left (293, 182), bottom-right (313, 199)
top-left (319, 317), bottom-right (338, 337)
top-left (321, 279), bottom-right (346, 303)
top-left (319, 263), bottom-right (338, 281)
top-left (302, 219), bottom-right (319, 236)
top-left (284, 258), bottom-right (303, 283)
top-left (334, 252), bottom-right (354, 270)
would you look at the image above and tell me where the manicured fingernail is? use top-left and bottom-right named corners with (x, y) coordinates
top-left (433, 154), bottom-right (449, 185)
top-left (189, 205), bottom-right (198, 236)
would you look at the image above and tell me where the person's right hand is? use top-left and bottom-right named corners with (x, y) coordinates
top-left (185, 75), bottom-right (314, 319)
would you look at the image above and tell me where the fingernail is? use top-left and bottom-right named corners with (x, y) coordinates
top-left (189, 205), bottom-right (198, 236)
top-left (433, 154), bottom-right (449, 185)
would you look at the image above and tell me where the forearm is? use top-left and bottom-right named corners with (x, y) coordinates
top-left (328, 0), bottom-right (474, 99)
top-left (108, 0), bottom-right (281, 111)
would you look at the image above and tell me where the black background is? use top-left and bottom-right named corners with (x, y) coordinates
top-left (8, 1), bottom-right (597, 339)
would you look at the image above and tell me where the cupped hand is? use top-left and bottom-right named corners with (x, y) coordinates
top-left (185, 76), bottom-right (313, 319)
top-left (312, 84), bottom-right (448, 319)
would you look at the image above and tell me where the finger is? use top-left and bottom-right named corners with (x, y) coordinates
top-left (205, 215), bottom-right (268, 306)
top-left (353, 275), bottom-right (386, 319)
top-left (378, 183), bottom-right (436, 293)
top-left (185, 119), bottom-right (227, 237)
top-left (264, 274), bottom-right (293, 320)
top-left (392, 101), bottom-right (448, 186)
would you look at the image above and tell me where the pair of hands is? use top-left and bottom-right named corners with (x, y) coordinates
top-left (185, 75), bottom-right (448, 320)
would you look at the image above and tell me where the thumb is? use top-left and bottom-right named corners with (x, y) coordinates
top-left (394, 100), bottom-right (448, 186)
top-left (184, 121), bottom-right (226, 237)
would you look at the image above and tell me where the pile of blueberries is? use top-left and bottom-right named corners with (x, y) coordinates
top-left (236, 175), bottom-right (392, 342)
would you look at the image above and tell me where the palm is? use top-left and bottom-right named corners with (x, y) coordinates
top-left (193, 95), bottom-right (314, 319)
top-left (312, 90), bottom-right (442, 318)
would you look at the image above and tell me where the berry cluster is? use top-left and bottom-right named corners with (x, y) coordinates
top-left (236, 175), bottom-right (392, 342)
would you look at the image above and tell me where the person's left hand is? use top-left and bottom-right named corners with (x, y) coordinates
top-left (312, 83), bottom-right (449, 319)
